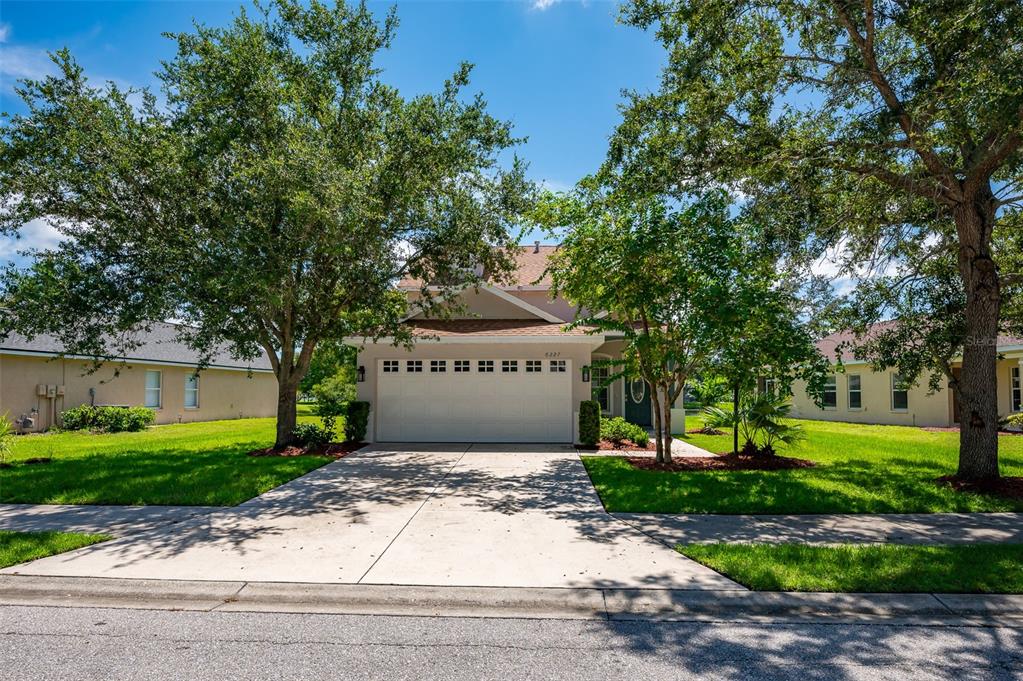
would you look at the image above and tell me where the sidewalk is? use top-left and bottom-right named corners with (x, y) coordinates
top-left (0, 504), bottom-right (218, 535)
top-left (1, 574), bottom-right (1021, 624)
top-left (615, 512), bottom-right (1023, 546)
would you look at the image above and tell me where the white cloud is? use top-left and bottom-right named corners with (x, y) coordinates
top-left (1, 45), bottom-right (56, 84)
top-left (532, 0), bottom-right (561, 8)
top-left (0, 218), bottom-right (65, 263)
top-left (0, 23), bottom-right (11, 43)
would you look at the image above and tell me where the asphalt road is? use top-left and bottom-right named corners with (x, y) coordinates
top-left (1, 605), bottom-right (1021, 680)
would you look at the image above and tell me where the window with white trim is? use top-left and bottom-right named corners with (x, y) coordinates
top-left (549, 359), bottom-right (566, 373)
top-left (430, 360), bottom-right (446, 373)
top-left (592, 366), bottom-right (610, 412)
top-left (454, 360), bottom-right (470, 373)
top-left (478, 360), bottom-right (494, 373)
top-left (501, 360), bottom-right (518, 373)
top-left (891, 373), bottom-right (909, 411)
top-left (407, 360), bottom-right (422, 373)
top-left (525, 360), bottom-right (542, 373)
top-left (383, 360), bottom-right (399, 373)
top-left (822, 375), bottom-right (837, 409)
top-left (184, 373), bottom-right (199, 409)
top-left (1012, 367), bottom-right (1021, 412)
top-left (144, 370), bottom-right (162, 408)
top-left (848, 374), bottom-right (862, 410)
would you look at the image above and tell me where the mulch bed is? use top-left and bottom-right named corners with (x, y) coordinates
top-left (22, 457), bottom-right (52, 465)
top-left (937, 475), bottom-right (1023, 501)
top-left (578, 439), bottom-right (651, 452)
top-left (686, 427), bottom-right (724, 435)
top-left (247, 442), bottom-right (364, 458)
top-left (627, 453), bottom-right (817, 472)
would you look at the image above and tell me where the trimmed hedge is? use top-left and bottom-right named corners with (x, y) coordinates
top-left (579, 400), bottom-right (600, 447)
top-left (601, 416), bottom-right (648, 448)
top-left (344, 401), bottom-right (370, 442)
top-left (60, 405), bottom-right (155, 433)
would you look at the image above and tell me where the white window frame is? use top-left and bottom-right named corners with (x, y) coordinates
top-left (549, 359), bottom-right (566, 373)
top-left (847, 374), bottom-right (862, 410)
top-left (430, 360), bottom-right (447, 373)
top-left (382, 360), bottom-right (399, 373)
top-left (891, 373), bottom-right (910, 412)
top-left (478, 360), bottom-right (494, 373)
top-left (501, 360), bottom-right (518, 373)
top-left (454, 360), bottom-right (470, 373)
top-left (1012, 366), bottom-right (1021, 412)
top-left (593, 366), bottom-right (611, 413)
top-left (184, 373), bottom-right (200, 409)
top-left (406, 360), bottom-right (423, 373)
top-left (822, 375), bottom-right (837, 410)
top-left (525, 360), bottom-right (542, 373)
top-left (144, 370), bottom-right (162, 409)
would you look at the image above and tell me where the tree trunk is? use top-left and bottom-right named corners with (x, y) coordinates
top-left (661, 386), bottom-right (673, 464)
top-left (651, 387), bottom-right (665, 463)
top-left (274, 379), bottom-right (299, 449)
top-left (953, 192), bottom-right (1002, 481)
top-left (732, 382), bottom-right (740, 456)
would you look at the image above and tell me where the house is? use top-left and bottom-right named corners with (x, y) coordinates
top-left (788, 327), bottom-right (1023, 427)
top-left (0, 323), bottom-right (277, 431)
top-left (345, 243), bottom-right (667, 443)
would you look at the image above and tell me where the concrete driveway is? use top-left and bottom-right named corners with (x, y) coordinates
top-left (3, 444), bottom-right (740, 590)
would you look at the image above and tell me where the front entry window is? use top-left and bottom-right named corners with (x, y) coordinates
top-left (593, 366), bottom-right (610, 412)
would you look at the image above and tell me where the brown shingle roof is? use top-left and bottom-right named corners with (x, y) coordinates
top-left (406, 319), bottom-right (591, 337)
top-left (398, 243), bottom-right (558, 290)
top-left (816, 322), bottom-right (1023, 363)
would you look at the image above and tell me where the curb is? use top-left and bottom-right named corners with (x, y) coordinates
top-left (2, 575), bottom-right (1023, 623)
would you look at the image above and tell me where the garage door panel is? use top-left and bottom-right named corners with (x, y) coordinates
top-left (377, 358), bottom-right (572, 443)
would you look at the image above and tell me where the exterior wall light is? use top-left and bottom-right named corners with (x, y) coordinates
top-left (582, 365), bottom-right (591, 383)
top-left (357, 365), bottom-right (366, 382)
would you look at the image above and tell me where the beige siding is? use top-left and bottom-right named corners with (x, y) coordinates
top-left (408, 289), bottom-right (538, 320)
top-left (0, 353), bottom-right (277, 430)
top-left (353, 341), bottom-right (595, 442)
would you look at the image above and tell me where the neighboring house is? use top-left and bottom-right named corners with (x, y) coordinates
top-left (0, 323), bottom-right (277, 431)
top-left (346, 243), bottom-right (669, 443)
top-left (788, 327), bottom-right (1023, 428)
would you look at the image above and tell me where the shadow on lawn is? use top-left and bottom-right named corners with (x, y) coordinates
top-left (588, 455), bottom-right (1023, 514)
top-left (0, 442), bottom-right (331, 506)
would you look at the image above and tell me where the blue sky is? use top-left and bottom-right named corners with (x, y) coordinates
top-left (0, 0), bottom-right (666, 262)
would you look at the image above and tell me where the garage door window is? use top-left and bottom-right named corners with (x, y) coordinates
top-left (454, 360), bottom-right (470, 373)
top-left (407, 360), bottom-right (422, 373)
top-left (526, 360), bottom-right (542, 373)
top-left (502, 360), bottom-right (518, 373)
top-left (430, 360), bottom-right (446, 373)
top-left (549, 360), bottom-right (566, 372)
top-left (383, 360), bottom-right (399, 373)
top-left (478, 360), bottom-right (494, 373)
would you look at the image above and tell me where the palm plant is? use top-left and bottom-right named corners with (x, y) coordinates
top-left (0, 414), bottom-right (14, 467)
top-left (702, 391), bottom-right (804, 457)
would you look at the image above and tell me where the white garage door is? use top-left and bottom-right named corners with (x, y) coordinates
top-left (375, 358), bottom-right (573, 443)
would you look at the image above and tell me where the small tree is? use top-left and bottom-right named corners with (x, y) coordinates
top-left (0, 0), bottom-right (531, 448)
top-left (539, 186), bottom-right (761, 463)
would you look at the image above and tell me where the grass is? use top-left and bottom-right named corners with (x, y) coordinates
top-left (679, 543), bottom-right (1023, 593)
top-left (0, 530), bottom-right (111, 569)
top-left (1, 412), bottom-right (333, 506)
top-left (582, 417), bottom-right (1023, 513)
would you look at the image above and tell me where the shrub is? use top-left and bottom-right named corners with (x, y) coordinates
top-left (60, 405), bottom-right (98, 431)
top-left (292, 422), bottom-right (332, 448)
top-left (579, 400), bottom-right (600, 447)
top-left (344, 401), bottom-right (370, 442)
top-left (0, 413), bottom-right (13, 466)
top-left (95, 406), bottom-right (155, 433)
top-left (601, 416), bottom-right (648, 448)
top-left (59, 405), bottom-right (154, 433)
top-left (703, 391), bottom-right (804, 456)
top-left (313, 373), bottom-right (356, 417)
top-left (1001, 413), bottom-right (1023, 432)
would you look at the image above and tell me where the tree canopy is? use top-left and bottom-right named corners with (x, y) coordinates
top-left (0, 0), bottom-right (533, 447)
top-left (608, 0), bottom-right (1023, 480)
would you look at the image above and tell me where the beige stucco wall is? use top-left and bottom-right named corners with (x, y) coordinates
top-left (408, 289), bottom-right (539, 320)
top-left (789, 354), bottom-right (1023, 427)
top-left (353, 340), bottom-right (597, 442)
top-left (0, 353), bottom-right (277, 430)
top-left (507, 290), bottom-right (580, 323)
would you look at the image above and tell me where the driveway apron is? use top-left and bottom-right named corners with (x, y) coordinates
top-left (1, 444), bottom-right (740, 590)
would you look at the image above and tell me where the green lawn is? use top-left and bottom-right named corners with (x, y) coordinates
top-left (0, 530), bottom-right (111, 569)
top-left (583, 418), bottom-right (1023, 513)
top-left (680, 543), bottom-right (1023, 593)
top-left (1, 414), bottom-right (333, 506)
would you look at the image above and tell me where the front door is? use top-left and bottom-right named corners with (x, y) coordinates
top-left (624, 377), bottom-right (652, 427)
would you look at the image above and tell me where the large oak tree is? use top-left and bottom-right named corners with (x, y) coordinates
top-left (609, 0), bottom-right (1023, 480)
top-left (0, 0), bottom-right (532, 447)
